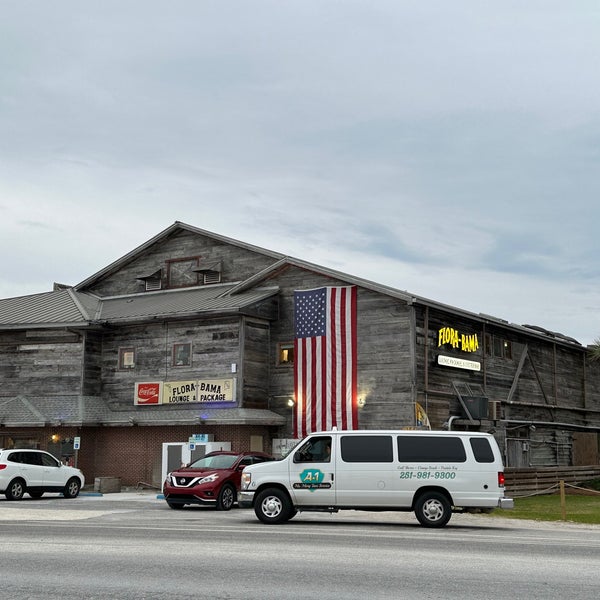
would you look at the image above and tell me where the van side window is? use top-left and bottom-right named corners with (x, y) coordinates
top-left (397, 436), bottom-right (466, 462)
top-left (340, 435), bottom-right (393, 462)
top-left (469, 437), bottom-right (495, 463)
top-left (293, 436), bottom-right (332, 463)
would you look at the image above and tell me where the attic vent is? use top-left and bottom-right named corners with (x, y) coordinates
top-left (193, 260), bottom-right (222, 285)
top-left (145, 279), bottom-right (162, 291)
top-left (203, 271), bottom-right (221, 285)
top-left (136, 269), bottom-right (162, 291)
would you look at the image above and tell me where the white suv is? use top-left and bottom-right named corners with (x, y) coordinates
top-left (0, 448), bottom-right (85, 500)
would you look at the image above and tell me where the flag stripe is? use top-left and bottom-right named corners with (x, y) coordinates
top-left (293, 286), bottom-right (357, 438)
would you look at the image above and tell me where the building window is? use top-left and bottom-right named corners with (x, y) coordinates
top-left (277, 342), bottom-right (294, 366)
top-left (173, 343), bottom-right (192, 367)
top-left (119, 347), bottom-right (136, 370)
top-left (485, 335), bottom-right (512, 359)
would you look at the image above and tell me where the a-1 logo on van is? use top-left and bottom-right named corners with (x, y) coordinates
top-left (293, 469), bottom-right (332, 492)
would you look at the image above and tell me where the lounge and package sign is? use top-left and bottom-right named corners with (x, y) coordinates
top-left (134, 379), bottom-right (235, 405)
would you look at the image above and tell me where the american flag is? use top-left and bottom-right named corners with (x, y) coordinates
top-left (293, 286), bottom-right (357, 438)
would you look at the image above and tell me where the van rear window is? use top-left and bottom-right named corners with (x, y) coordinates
top-left (397, 436), bottom-right (466, 462)
top-left (469, 437), bottom-right (495, 463)
top-left (340, 435), bottom-right (393, 462)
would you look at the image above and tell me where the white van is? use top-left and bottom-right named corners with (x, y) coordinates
top-left (240, 430), bottom-right (514, 527)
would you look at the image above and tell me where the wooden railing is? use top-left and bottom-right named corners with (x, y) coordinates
top-left (505, 465), bottom-right (600, 496)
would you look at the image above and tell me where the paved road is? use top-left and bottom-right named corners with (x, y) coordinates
top-left (1, 491), bottom-right (599, 599)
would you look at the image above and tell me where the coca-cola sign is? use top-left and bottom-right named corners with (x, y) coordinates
top-left (134, 382), bottom-right (162, 404)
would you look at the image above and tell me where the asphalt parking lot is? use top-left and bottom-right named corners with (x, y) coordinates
top-left (1, 488), bottom-right (598, 533)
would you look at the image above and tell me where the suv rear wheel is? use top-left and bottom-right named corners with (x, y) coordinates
top-left (5, 478), bottom-right (26, 501)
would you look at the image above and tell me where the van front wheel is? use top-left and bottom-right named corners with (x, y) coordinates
top-left (414, 491), bottom-right (452, 528)
top-left (254, 488), bottom-right (294, 524)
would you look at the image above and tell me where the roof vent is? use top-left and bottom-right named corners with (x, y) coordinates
top-left (136, 269), bottom-right (162, 291)
top-left (193, 261), bottom-right (222, 285)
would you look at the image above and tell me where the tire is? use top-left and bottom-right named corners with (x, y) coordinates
top-left (167, 502), bottom-right (185, 510)
top-left (5, 478), bottom-right (26, 501)
top-left (216, 483), bottom-right (236, 511)
top-left (29, 491), bottom-right (44, 499)
top-left (414, 491), bottom-right (452, 528)
top-left (254, 488), bottom-right (294, 524)
top-left (63, 477), bottom-right (81, 499)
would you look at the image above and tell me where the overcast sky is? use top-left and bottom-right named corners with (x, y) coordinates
top-left (1, 2), bottom-right (599, 345)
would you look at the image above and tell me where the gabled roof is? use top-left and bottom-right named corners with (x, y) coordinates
top-left (0, 288), bottom-right (100, 329)
top-left (0, 284), bottom-right (279, 330)
top-left (228, 256), bottom-right (584, 348)
top-left (98, 284), bottom-right (279, 323)
top-left (0, 222), bottom-right (584, 348)
top-left (74, 221), bottom-right (285, 291)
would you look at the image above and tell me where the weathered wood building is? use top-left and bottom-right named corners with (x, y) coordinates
top-left (0, 222), bottom-right (598, 486)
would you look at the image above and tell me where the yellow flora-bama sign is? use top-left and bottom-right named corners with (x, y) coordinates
top-left (140, 379), bottom-right (235, 404)
top-left (438, 327), bottom-right (479, 353)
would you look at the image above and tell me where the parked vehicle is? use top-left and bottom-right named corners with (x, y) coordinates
top-left (240, 430), bottom-right (514, 528)
top-left (0, 448), bottom-right (85, 500)
top-left (163, 451), bottom-right (275, 511)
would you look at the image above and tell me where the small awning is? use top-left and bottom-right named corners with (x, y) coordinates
top-left (135, 269), bottom-right (162, 281)
top-left (193, 261), bottom-right (222, 274)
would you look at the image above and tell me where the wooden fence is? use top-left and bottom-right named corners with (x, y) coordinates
top-left (505, 465), bottom-right (600, 497)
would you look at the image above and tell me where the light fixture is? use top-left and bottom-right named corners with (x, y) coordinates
top-left (357, 397), bottom-right (366, 407)
top-left (287, 398), bottom-right (295, 408)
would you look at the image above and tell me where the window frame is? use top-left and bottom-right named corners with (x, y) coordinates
top-left (172, 342), bottom-right (192, 367)
top-left (486, 334), bottom-right (513, 359)
top-left (277, 342), bottom-right (295, 367)
top-left (118, 347), bottom-right (136, 370)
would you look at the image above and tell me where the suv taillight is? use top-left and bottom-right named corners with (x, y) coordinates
top-left (0, 464), bottom-right (7, 470)
top-left (498, 472), bottom-right (505, 487)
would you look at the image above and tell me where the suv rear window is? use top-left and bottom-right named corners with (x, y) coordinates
top-left (397, 436), bottom-right (467, 462)
top-left (340, 435), bottom-right (394, 462)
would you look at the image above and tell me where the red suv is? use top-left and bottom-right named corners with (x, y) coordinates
top-left (163, 451), bottom-right (275, 511)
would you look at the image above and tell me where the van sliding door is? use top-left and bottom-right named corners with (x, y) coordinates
top-left (335, 435), bottom-right (396, 507)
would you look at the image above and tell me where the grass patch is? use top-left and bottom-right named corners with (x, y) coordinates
top-left (491, 492), bottom-right (600, 524)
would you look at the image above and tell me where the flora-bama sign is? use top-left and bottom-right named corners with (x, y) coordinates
top-left (134, 379), bottom-right (235, 405)
top-left (438, 326), bottom-right (479, 353)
